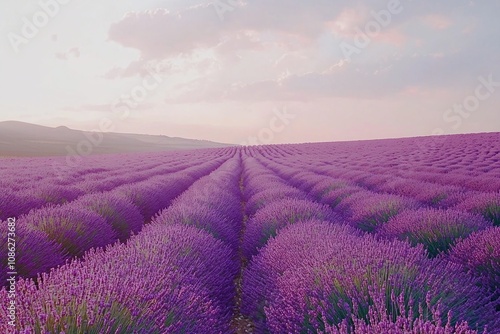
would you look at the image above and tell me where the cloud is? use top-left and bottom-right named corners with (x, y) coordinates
top-left (105, 1), bottom-right (500, 108)
top-left (107, 1), bottom-right (351, 60)
top-left (422, 14), bottom-right (453, 30)
top-left (55, 47), bottom-right (81, 60)
top-left (61, 103), bottom-right (155, 112)
top-left (106, 1), bottom-right (473, 68)
top-left (102, 60), bottom-right (173, 79)
top-left (165, 49), bottom-right (491, 103)
top-left (108, 7), bottom-right (226, 59)
top-left (102, 51), bottom-right (221, 79)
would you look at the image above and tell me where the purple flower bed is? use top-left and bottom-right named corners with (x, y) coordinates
top-left (320, 185), bottom-right (364, 208)
top-left (337, 192), bottom-right (420, 232)
top-left (378, 179), bottom-right (468, 208)
top-left (115, 178), bottom-right (183, 220)
top-left (379, 208), bottom-right (492, 257)
top-left (0, 224), bottom-right (237, 333)
top-left (0, 221), bottom-right (67, 283)
top-left (323, 317), bottom-right (482, 333)
top-left (456, 192), bottom-right (500, 226)
top-left (0, 150), bottom-right (228, 219)
top-left (245, 186), bottom-right (309, 215)
top-left (153, 159), bottom-right (243, 248)
top-left (30, 184), bottom-right (83, 205)
top-left (19, 206), bottom-right (118, 257)
top-left (309, 178), bottom-right (355, 200)
top-left (449, 227), bottom-right (500, 297)
top-left (72, 192), bottom-right (144, 241)
top-left (154, 204), bottom-right (239, 249)
top-left (242, 198), bottom-right (341, 258)
top-left (252, 221), bottom-right (497, 333)
top-left (242, 220), bottom-right (359, 332)
top-left (0, 192), bottom-right (44, 221)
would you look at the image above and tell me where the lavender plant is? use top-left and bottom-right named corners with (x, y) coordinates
top-left (456, 192), bottom-right (500, 226)
top-left (259, 222), bottom-right (497, 333)
top-left (242, 198), bottom-right (341, 258)
top-left (0, 224), bottom-right (237, 333)
top-left (19, 206), bottom-right (118, 257)
top-left (379, 209), bottom-right (492, 257)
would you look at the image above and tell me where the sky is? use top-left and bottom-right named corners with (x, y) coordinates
top-left (0, 0), bottom-right (499, 145)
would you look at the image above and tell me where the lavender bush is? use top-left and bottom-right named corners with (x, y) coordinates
top-left (19, 206), bottom-right (118, 257)
top-left (74, 192), bottom-right (144, 241)
top-left (245, 186), bottom-right (309, 215)
top-left (337, 192), bottom-right (419, 232)
top-left (0, 192), bottom-right (44, 221)
top-left (0, 221), bottom-right (67, 282)
top-left (0, 224), bottom-right (237, 333)
top-left (456, 192), bottom-right (500, 226)
top-left (260, 222), bottom-right (497, 333)
top-left (243, 220), bottom-right (359, 332)
top-left (242, 198), bottom-right (341, 258)
top-left (449, 227), bottom-right (500, 300)
top-left (379, 209), bottom-right (492, 257)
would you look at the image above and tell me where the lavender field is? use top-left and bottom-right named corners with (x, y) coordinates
top-left (1, 132), bottom-right (499, 334)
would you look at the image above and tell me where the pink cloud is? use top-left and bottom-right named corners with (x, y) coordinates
top-left (102, 60), bottom-right (177, 79)
top-left (108, 3), bottom-right (351, 60)
top-left (55, 47), bottom-right (80, 60)
top-left (108, 8), bottom-right (223, 59)
top-left (163, 50), bottom-right (480, 104)
top-left (103, 61), bottom-right (150, 79)
top-left (326, 7), bottom-right (369, 38)
top-left (214, 30), bottom-right (264, 54)
top-left (373, 28), bottom-right (407, 46)
top-left (400, 85), bottom-right (454, 99)
top-left (61, 103), bottom-right (155, 112)
top-left (423, 14), bottom-right (453, 30)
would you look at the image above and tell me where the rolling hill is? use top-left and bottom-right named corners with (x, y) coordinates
top-left (0, 121), bottom-right (232, 157)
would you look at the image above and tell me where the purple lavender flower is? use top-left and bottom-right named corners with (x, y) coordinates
top-left (456, 192), bottom-right (500, 226)
top-left (259, 222), bottom-right (497, 333)
top-left (242, 220), bottom-right (359, 332)
top-left (0, 224), bottom-right (237, 333)
top-left (0, 221), bottom-right (67, 282)
top-left (242, 198), bottom-right (341, 258)
top-left (449, 227), bottom-right (500, 295)
top-left (73, 192), bottom-right (144, 241)
top-left (19, 206), bottom-right (118, 257)
top-left (0, 192), bottom-right (44, 221)
top-left (154, 203), bottom-right (240, 249)
top-left (337, 192), bottom-right (420, 232)
top-left (246, 186), bottom-right (310, 215)
top-left (309, 178), bottom-right (355, 200)
top-left (31, 184), bottom-right (83, 205)
top-left (320, 185), bottom-right (364, 208)
top-left (379, 208), bottom-right (492, 257)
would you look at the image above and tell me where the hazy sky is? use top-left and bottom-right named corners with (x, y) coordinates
top-left (1, 0), bottom-right (499, 144)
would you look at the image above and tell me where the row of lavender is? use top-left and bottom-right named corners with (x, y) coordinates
top-left (0, 148), bottom-right (235, 221)
top-left (0, 158), bottom-right (245, 333)
top-left (239, 150), bottom-right (500, 333)
top-left (239, 156), bottom-right (343, 332)
top-left (244, 219), bottom-right (498, 333)
top-left (0, 148), bottom-right (233, 188)
top-left (0, 152), bottom-right (234, 283)
top-left (255, 146), bottom-right (499, 288)
top-left (252, 134), bottom-right (500, 202)
top-left (1, 132), bottom-right (498, 333)
top-left (262, 152), bottom-right (500, 226)
top-left (257, 133), bottom-right (500, 184)
top-left (257, 152), bottom-right (498, 229)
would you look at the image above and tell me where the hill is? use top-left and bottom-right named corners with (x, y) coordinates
top-left (0, 121), bottom-right (232, 157)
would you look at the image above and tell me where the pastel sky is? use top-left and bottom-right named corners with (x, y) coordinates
top-left (1, 0), bottom-right (499, 144)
